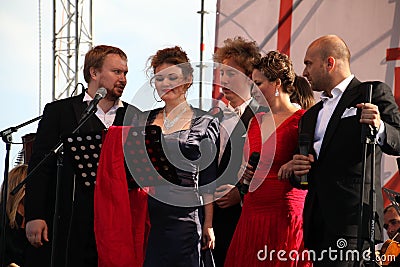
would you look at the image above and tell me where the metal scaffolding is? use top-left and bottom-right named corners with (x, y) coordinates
top-left (52, 0), bottom-right (93, 101)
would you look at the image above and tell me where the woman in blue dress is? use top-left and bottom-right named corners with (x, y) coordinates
top-left (143, 46), bottom-right (218, 267)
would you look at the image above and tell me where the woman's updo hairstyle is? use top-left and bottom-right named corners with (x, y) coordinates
top-left (147, 46), bottom-right (194, 88)
top-left (254, 50), bottom-right (295, 94)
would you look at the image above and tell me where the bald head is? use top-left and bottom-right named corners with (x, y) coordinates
top-left (302, 35), bottom-right (353, 94)
top-left (309, 35), bottom-right (351, 66)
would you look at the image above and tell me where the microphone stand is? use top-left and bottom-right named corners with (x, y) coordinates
top-left (11, 107), bottom-right (98, 267)
top-left (0, 115), bottom-right (42, 267)
top-left (356, 84), bottom-right (379, 267)
top-left (364, 126), bottom-right (378, 267)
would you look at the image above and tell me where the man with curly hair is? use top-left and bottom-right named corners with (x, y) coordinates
top-left (212, 36), bottom-right (265, 267)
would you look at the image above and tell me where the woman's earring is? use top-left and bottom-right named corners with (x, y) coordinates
top-left (153, 88), bottom-right (162, 102)
top-left (275, 88), bottom-right (279, 97)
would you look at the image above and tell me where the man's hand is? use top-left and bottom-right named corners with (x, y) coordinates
top-left (26, 219), bottom-right (49, 248)
top-left (292, 154), bottom-right (314, 178)
top-left (214, 184), bottom-right (241, 208)
top-left (356, 103), bottom-right (381, 129)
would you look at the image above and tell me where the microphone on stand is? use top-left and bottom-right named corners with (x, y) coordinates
top-left (82, 87), bottom-right (107, 118)
top-left (240, 152), bottom-right (260, 195)
top-left (298, 133), bottom-right (311, 186)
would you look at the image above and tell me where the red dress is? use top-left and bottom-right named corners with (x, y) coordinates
top-left (224, 110), bottom-right (312, 267)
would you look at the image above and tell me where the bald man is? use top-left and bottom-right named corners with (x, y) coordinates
top-left (292, 35), bottom-right (400, 266)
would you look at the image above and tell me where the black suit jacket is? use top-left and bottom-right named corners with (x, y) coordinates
top-left (25, 92), bottom-right (141, 266)
top-left (212, 99), bottom-right (267, 266)
top-left (297, 78), bottom-right (400, 248)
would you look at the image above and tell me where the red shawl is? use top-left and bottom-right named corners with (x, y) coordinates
top-left (94, 126), bottom-right (150, 267)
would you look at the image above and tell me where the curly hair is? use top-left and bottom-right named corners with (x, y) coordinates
top-left (146, 46), bottom-right (194, 84)
top-left (253, 50), bottom-right (295, 94)
top-left (213, 36), bottom-right (261, 76)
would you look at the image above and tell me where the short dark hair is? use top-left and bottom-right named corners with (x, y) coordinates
top-left (384, 205), bottom-right (395, 214)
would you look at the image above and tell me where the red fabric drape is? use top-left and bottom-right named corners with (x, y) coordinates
top-left (94, 126), bottom-right (150, 267)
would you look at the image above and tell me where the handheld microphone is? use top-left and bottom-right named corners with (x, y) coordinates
top-left (298, 133), bottom-right (311, 186)
top-left (241, 152), bottom-right (260, 195)
top-left (82, 87), bottom-right (107, 118)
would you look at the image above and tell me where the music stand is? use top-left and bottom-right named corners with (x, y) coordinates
top-left (123, 125), bottom-right (180, 187)
top-left (62, 131), bottom-right (105, 186)
top-left (383, 188), bottom-right (400, 216)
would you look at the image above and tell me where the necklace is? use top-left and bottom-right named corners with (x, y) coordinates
top-left (163, 105), bottom-right (188, 130)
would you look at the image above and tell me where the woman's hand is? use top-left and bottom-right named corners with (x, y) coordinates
top-left (202, 225), bottom-right (215, 250)
top-left (278, 160), bottom-right (294, 180)
top-left (201, 196), bottom-right (215, 249)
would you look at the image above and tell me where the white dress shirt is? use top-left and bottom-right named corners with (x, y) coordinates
top-left (218, 98), bottom-right (252, 163)
top-left (314, 75), bottom-right (385, 158)
top-left (83, 92), bottom-right (123, 128)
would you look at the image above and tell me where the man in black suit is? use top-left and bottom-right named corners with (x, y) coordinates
top-left (292, 35), bottom-right (400, 266)
top-left (24, 45), bottom-right (141, 267)
top-left (212, 36), bottom-right (264, 267)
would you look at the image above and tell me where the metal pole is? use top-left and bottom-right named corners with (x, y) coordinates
top-left (89, 0), bottom-right (93, 50)
top-left (0, 142), bottom-right (11, 267)
top-left (74, 0), bottom-right (79, 95)
top-left (52, 0), bottom-right (56, 101)
top-left (197, 0), bottom-right (207, 110)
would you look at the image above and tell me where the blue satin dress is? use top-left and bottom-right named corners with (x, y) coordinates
top-left (143, 107), bottom-right (219, 267)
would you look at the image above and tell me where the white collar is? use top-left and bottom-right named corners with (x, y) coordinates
top-left (320, 74), bottom-right (354, 101)
top-left (227, 97), bottom-right (252, 115)
top-left (83, 91), bottom-right (123, 109)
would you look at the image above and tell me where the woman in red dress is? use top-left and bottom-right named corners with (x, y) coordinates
top-left (224, 51), bottom-right (314, 267)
